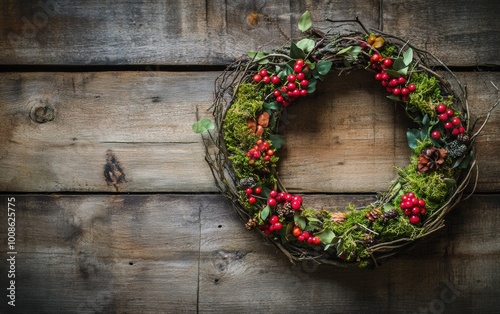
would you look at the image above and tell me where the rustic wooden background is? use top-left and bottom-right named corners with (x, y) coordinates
top-left (1, 1), bottom-right (499, 313)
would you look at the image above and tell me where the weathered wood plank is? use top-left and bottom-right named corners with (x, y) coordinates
top-left (1, 71), bottom-right (499, 193)
top-left (383, 0), bottom-right (500, 66)
top-left (0, 194), bottom-right (201, 313)
top-left (0, 0), bottom-right (497, 66)
top-left (0, 194), bottom-right (498, 313)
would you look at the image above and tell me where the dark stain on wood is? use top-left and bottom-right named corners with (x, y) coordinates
top-left (104, 150), bottom-right (126, 191)
top-left (29, 100), bottom-right (55, 123)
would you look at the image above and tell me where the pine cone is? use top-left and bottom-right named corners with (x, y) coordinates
top-left (381, 209), bottom-right (399, 224)
top-left (365, 208), bottom-right (383, 222)
top-left (239, 178), bottom-right (256, 189)
top-left (245, 217), bottom-right (258, 230)
top-left (332, 212), bottom-right (347, 224)
top-left (446, 140), bottom-right (468, 158)
top-left (457, 133), bottom-right (470, 144)
top-left (360, 234), bottom-right (377, 247)
top-left (275, 202), bottom-right (293, 218)
top-left (417, 147), bottom-right (447, 173)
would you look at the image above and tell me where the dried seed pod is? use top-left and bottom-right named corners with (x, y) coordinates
top-left (365, 208), bottom-right (383, 222)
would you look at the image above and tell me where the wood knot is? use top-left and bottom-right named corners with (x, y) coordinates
top-left (246, 12), bottom-right (260, 26)
top-left (104, 150), bottom-right (126, 191)
top-left (30, 103), bottom-right (55, 123)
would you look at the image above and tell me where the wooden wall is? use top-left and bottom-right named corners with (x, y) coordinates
top-left (1, 1), bottom-right (499, 313)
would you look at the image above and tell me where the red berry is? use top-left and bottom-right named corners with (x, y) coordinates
top-left (300, 89), bottom-right (308, 97)
top-left (370, 53), bottom-right (382, 63)
top-left (408, 84), bottom-right (416, 92)
top-left (269, 215), bottom-right (279, 224)
top-left (392, 88), bottom-right (401, 96)
top-left (458, 126), bottom-right (465, 134)
top-left (276, 96), bottom-right (284, 103)
top-left (268, 198), bottom-right (277, 207)
top-left (446, 109), bottom-right (454, 117)
top-left (273, 90), bottom-right (281, 97)
top-left (382, 58), bottom-right (393, 68)
top-left (293, 195), bottom-right (303, 203)
top-left (292, 89), bottom-right (300, 98)
top-left (401, 95), bottom-right (409, 102)
top-left (409, 215), bottom-right (421, 225)
top-left (293, 227), bottom-right (302, 237)
top-left (293, 64), bottom-right (303, 73)
top-left (248, 196), bottom-right (256, 204)
top-left (412, 207), bottom-right (421, 215)
top-left (420, 208), bottom-right (427, 215)
top-left (264, 155), bottom-right (271, 162)
top-left (312, 236), bottom-right (321, 245)
top-left (381, 81), bottom-right (388, 87)
top-left (431, 130), bottom-right (441, 139)
top-left (254, 187), bottom-right (262, 194)
top-left (444, 122), bottom-right (453, 130)
top-left (269, 190), bottom-right (278, 198)
top-left (259, 69), bottom-right (268, 77)
top-left (287, 82), bottom-right (296, 91)
top-left (287, 74), bottom-right (297, 82)
top-left (302, 231), bottom-right (310, 239)
top-left (452, 117), bottom-right (461, 125)
top-left (389, 78), bottom-right (399, 87)
top-left (274, 222), bottom-right (283, 231)
top-left (436, 104), bottom-right (447, 114)
top-left (245, 188), bottom-right (253, 195)
top-left (282, 100), bottom-right (290, 107)
top-left (300, 80), bottom-right (309, 87)
top-left (439, 113), bottom-right (449, 122)
top-left (262, 76), bottom-right (271, 84)
top-left (271, 76), bottom-right (280, 85)
top-left (253, 74), bottom-right (262, 82)
top-left (291, 200), bottom-right (301, 211)
top-left (399, 202), bottom-right (406, 210)
top-left (401, 87), bottom-right (410, 96)
top-left (307, 236), bottom-right (314, 244)
top-left (418, 199), bottom-right (426, 207)
top-left (407, 192), bottom-right (415, 199)
top-left (404, 208), bottom-right (411, 216)
top-left (398, 76), bottom-right (406, 85)
top-left (297, 72), bottom-right (306, 81)
top-left (285, 193), bottom-right (293, 202)
top-left (452, 128), bottom-right (460, 136)
top-left (297, 235), bottom-right (305, 242)
top-left (295, 59), bottom-right (305, 66)
top-left (382, 73), bottom-right (390, 81)
top-left (375, 73), bottom-right (383, 81)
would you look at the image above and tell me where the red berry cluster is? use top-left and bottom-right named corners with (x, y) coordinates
top-left (246, 139), bottom-right (275, 166)
top-left (399, 192), bottom-right (426, 225)
top-left (273, 59), bottom-right (310, 107)
top-left (371, 53), bottom-right (416, 102)
top-left (267, 189), bottom-right (302, 211)
top-left (292, 226), bottom-right (321, 245)
top-left (435, 103), bottom-right (465, 137)
top-left (245, 186), bottom-right (262, 205)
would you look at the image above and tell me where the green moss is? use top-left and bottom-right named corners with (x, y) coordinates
top-left (407, 72), bottom-right (453, 117)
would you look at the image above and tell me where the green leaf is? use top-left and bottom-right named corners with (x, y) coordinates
top-left (403, 47), bottom-right (413, 66)
top-left (316, 60), bottom-right (332, 76)
top-left (384, 69), bottom-right (401, 78)
top-left (263, 101), bottom-right (280, 111)
top-left (247, 51), bottom-right (269, 64)
top-left (458, 152), bottom-right (473, 169)
top-left (406, 130), bottom-right (418, 149)
top-left (315, 230), bottom-right (335, 244)
top-left (290, 42), bottom-right (306, 59)
top-left (296, 38), bottom-right (315, 53)
top-left (337, 46), bottom-right (353, 55)
top-left (294, 213), bottom-right (307, 230)
top-left (260, 205), bottom-right (270, 221)
top-left (422, 114), bottom-right (430, 126)
top-left (192, 118), bottom-right (215, 134)
top-left (306, 217), bottom-right (320, 222)
top-left (443, 178), bottom-right (457, 188)
top-left (269, 133), bottom-right (285, 150)
top-left (387, 95), bottom-right (402, 102)
top-left (383, 203), bottom-right (395, 212)
top-left (337, 46), bottom-right (361, 57)
top-left (298, 11), bottom-right (313, 32)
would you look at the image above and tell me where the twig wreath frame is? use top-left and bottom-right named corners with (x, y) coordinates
top-left (193, 12), bottom-right (497, 268)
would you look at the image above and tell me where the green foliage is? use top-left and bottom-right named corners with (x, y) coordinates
top-left (298, 11), bottom-right (312, 32)
top-left (192, 118), bottom-right (214, 134)
top-left (407, 72), bottom-right (453, 117)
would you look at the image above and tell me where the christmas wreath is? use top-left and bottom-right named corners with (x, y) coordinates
top-left (193, 12), bottom-right (496, 268)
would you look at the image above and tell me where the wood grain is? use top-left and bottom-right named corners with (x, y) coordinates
top-left (1, 71), bottom-right (498, 193)
top-left (1, 194), bottom-right (498, 313)
top-left (0, 0), bottom-right (497, 66)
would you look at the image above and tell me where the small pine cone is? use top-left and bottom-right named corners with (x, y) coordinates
top-left (245, 217), bottom-right (258, 230)
top-left (276, 202), bottom-right (293, 218)
top-left (360, 234), bottom-right (377, 247)
top-left (446, 140), bottom-right (468, 159)
top-left (381, 209), bottom-right (399, 224)
top-left (457, 133), bottom-right (470, 144)
top-left (365, 208), bottom-right (383, 222)
top-left (239, 177), bottom-right (256, 189)
top-left (331, 212), bottom-right (347, 224)
top-left (417, 147), bottom-right (447, 173)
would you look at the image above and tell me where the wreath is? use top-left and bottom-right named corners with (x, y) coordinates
top-left (193, 12), bottom-right (495, 268)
